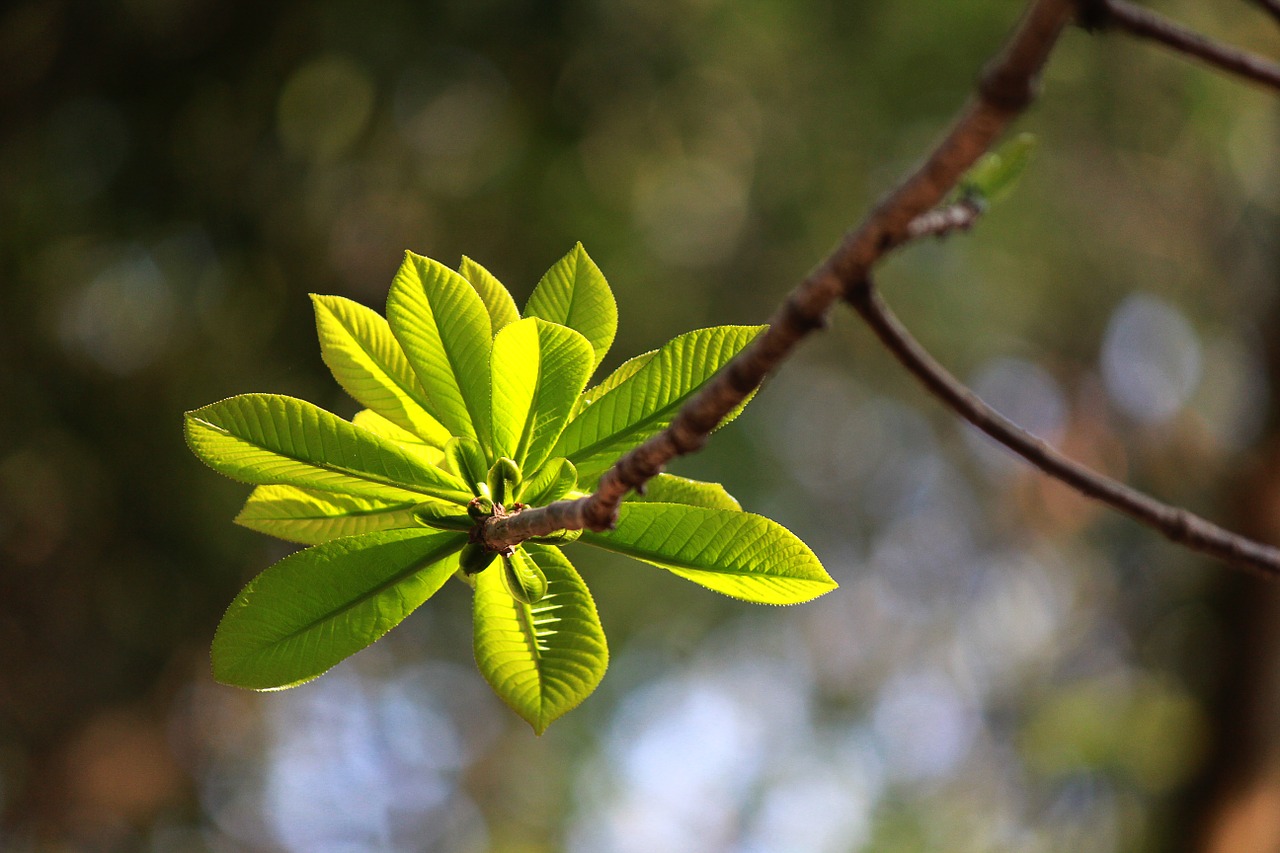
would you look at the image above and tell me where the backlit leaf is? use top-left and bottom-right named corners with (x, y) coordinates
top-left (460, 255), bottom-right (520, 333)
top-left (473, 544), bottom-right (607, 733)
top-left (235, 484), bottom-right (422, 544)
top-left (554, 325), bottom-right (765, 482)
top-left (580, 502), bottom-right (835, 604)
top-left (213, 529), bottom-right (467, 690)
top-left (518, 457), bottom-right (578, 506)
top-left (626, 473), bottom-right (741, 511)
top-left (386, 251), bottom-right (493, 443)
top-left (312, 294), bottom-right (451, 446)
top-left (490, 318), bottom-right (594, 472)
top-left (185, 394), bottom-right (471, 504)
top-left (351, 409), bottom-right (445, 467)
top-left (524, 243), bottom-right (617, 372)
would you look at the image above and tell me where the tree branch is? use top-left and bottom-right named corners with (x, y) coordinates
top-left (1092, 0), bottom-right (1280, 92)
top-left (482, 0), bottom-right (1077, 550)
top-left (1252, 0), bottom-right (1280, 26)
top-left (845, 278), bottom-right (1280, 578)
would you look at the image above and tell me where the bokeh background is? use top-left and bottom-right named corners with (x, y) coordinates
top-left (2, 0), bottom-right (1279, 850)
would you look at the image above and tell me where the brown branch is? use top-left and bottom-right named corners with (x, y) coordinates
top-left (1253, 0), bottom-right (1280, 26)
top-left (906, 198), bottom-right (987, 241)
top-left (844, 278), bottom-right (1280, 577)
top-left (1092, 0), bottom-right (1280, 91)
top-left (482, 0), bottom-right (1077, 551)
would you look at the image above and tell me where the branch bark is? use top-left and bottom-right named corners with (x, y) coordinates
top-left (482, 0), bottom-right (1076, 550)
top-left (1093, 0), bottom-right (1280, 92)
top-left (845, 278), bottom-right (1280, 578)
top-left (1253, 0), bottom-right (1280, 26)
top-left (483, 0), bottom-right (1280, 580)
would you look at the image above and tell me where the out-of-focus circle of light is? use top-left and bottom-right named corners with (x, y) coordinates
top-left (1100, 294), bottom-right (1202, 426)
top-left (277, 54), bottom-right (376, 164)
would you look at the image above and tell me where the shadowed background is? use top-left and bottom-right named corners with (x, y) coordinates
top-left (1, 0), bottom-right (1278, 850)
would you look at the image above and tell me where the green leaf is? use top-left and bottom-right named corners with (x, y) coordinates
top-left (524, 243), bottom-right (617, 372)
top-left (572, 350), bottom-right (656, 417)
top-left (185, 394), bottom-right (472, 504)
top-left (235, 484), bottom-right (423, 545)
top-left (553, 325), bottom-right (765, 481)
top-left (311, 294), bottom-right (452, 447)
top-left (443, 437), bottom-right (489, 496)
top-left (580, 503), bottom-right (835, 604)
top-left (490, 318), bottom-right (594, 472)
top-left (460, 255), bottom-right (520, 333)
top-left (351, 409), bottom-right (446, 467)
top-left (627, 473), bottom-right (741, 511)
top-left (518, 457), bottom-right (578, 506)
top-left (213, 529), bottom-right (467, 690)
top-left (473, 544), bottom-right (607, 733)
top-left (386, 251), bottom-right (493, 443)
top-left (959, 132), bottom-right (1037, 203)
top-left (500, 546), bottom-right (548, 605)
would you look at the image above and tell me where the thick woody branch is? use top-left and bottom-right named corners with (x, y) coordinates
top-left (1089, 0), bottom-right (1280, 92)
top-left (845, 279), bottom-right (1280, 577)
top-left (482, 0), bottom-right (1076, 550)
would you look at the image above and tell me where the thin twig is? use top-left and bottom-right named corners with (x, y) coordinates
top-left (482, 0), bottom-right (1077, 550)
top-left (845, 279), bottom-right (1280, 577)
top-left (1096, 0), bottom-right (1280, 91)
top-left (906, 199), bottom-right (987, 241)
top-left (1254, 0), bottom-right (1280, 25)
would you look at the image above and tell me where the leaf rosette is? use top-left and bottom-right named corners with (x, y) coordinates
top-left (185, 243), bottom-right (836, 731)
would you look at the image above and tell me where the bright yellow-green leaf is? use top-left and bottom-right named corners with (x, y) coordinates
top-left (626, 473), bottom-right (741, 511)
top-left (473, 544), bottom-right (607, 734)
top-left (235, 484), bottom-right (423, 544)
top-left (351, 409), bottom-right (445, 467)
top-left (554, 325), bottom-right (766, 482)
top-left (524, 243), bottom-right (617, 372)
top-left (580, 503), bottom-right (835, 604)
top-left (518, 457), bottom-right (578, 506)
top-left (460, 255), bottom-right (520, 333)
top-left (501, 546), bottom-right (548, 605)
top-left (185, 394), bottom-right (472, 504)
top-left (490, 318), bottom-right (594, 472)
top-left (312, 294), bottom-right (452, 446)
top-left (213, 528), bottom-right (468, 690)
top-left (572, 350), bottom-right (656, 417)
top-left (386, 251), bottom-right (493, 443)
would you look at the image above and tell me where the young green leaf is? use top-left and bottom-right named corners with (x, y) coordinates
top-left (351, 409), bottom-right (446, 467)
top-left (959, 132), bottom-right (1037, 203)
top-left (488, 457), bottom-right (521, 506)
top-left (517, 457), bottom-right (578, 506)
top-left (553, 325), bottom-right (766, 481)
top-left (312, 294), bottom-right (452, 447)
top-left (473, 544), bottom-right (607, 734)
top-left (235, 484), bottom-right (422, 545)
top-left (580, 503), bottom-right (836, 604)
top-left (212, 529), bottom-right (468, 690)
top-left (625, 473), bottom-right (741, 511)
top-left (185, 394), bottom-right (472, 504)
top-left (490, 317), bottom-right (594, 472)
top-left (500, 546), bottom-right (548, 605)
top-left (459, 256), bottom-right (520, 333)
top-left (524, 243), bottom-right (617, 372)
top-left (386, 251), bottom-right (493, 443)
top-left (444, 436), bottom-right (489, 495)
top-left (571, 350), bottom-right (656, 417)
